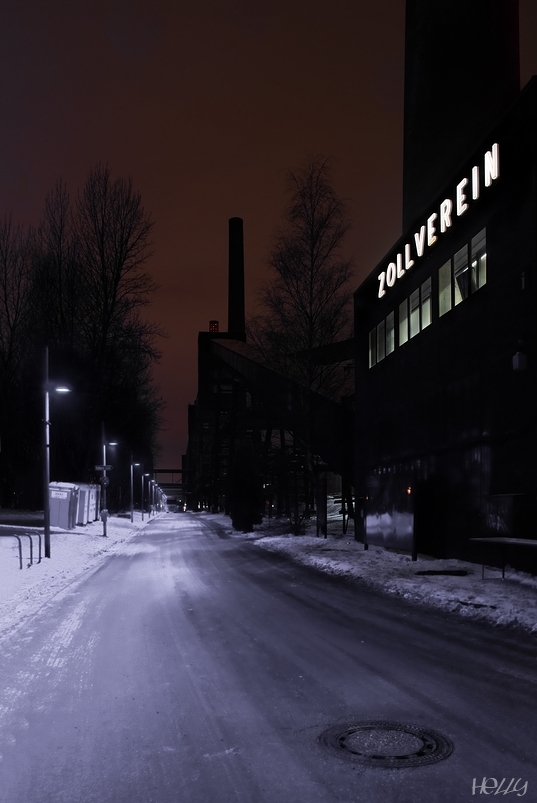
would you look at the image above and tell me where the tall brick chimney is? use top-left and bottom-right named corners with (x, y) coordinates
top-left (228, 217), bottom-right (246, 340)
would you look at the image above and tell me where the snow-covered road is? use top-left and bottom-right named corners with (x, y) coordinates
top-left (2, 509), bottom-right (537, 639)
top-left (0, 512), bottom-right (536, 802)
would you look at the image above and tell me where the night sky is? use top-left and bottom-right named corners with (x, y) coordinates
top-left (2, 0), bottom-right (537, 468)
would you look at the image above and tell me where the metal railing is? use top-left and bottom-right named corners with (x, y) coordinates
top-left (0, 533), bottom-right (42, 569)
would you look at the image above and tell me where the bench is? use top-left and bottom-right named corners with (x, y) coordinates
top-left (469, 537), bottom-right (537, 579)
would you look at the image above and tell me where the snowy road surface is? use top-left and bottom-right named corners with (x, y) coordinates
top-left (0, 513), bottom-right (536, 802)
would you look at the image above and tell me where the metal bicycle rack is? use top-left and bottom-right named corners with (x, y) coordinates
top-left (0, 533), bottom-right (42, 569)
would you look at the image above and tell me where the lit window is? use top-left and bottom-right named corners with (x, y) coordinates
top-left (454, 244), bottom-right (469, 305)
top-left (439, 260), bottom-right (452, 316)
top-left (377, 319), bottom-right (386, 361)
top-left (421, 277), bottom-right (432, 329)
top-left (369, 329), bottom-right (377, 368)
top-left (471, 228), bottom-right (486, 291)
top-left (399, 298), bottom-right (409, 345)
top-left (386, 311), bottom-right (395, 355)
top-left (409, 289), bottom-right (420, 338)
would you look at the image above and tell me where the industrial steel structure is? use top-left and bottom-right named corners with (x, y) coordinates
top-left (185, 1), bottom-right (537, 569)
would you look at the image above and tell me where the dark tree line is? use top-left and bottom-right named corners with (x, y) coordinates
top-left (0, 165), bottom-right (164, 508)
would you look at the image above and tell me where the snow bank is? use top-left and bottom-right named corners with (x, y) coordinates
top-left (0, 512), bottom-right (156, 643)
top-left (207, 511), bottom-right (537, 636)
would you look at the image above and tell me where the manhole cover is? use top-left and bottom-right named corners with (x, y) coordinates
top-left (319, 721), bottom-right (453, 768)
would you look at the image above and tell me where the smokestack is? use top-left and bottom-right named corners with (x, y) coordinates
top-left (403, 0), bottom-right (520, 229)
top-left (228, 217), bottom-right (246, 340)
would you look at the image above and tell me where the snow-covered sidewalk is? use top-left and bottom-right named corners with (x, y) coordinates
top-left (0, 511), bottom-right (158, 643)
top-left (204, 511), bottom-right (537, 636)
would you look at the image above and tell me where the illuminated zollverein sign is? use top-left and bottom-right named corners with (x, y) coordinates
top-left (377, 143), bottom-right (500, 298)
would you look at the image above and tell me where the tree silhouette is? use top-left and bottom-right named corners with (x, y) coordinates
top-left (0, 166), bottom-right (164, 508)
top-left (0, 216), bottom-right (36, 504)
top-left (249, 155), bottom-right (353, 399)
top-left (248, 156), bottom-right (354, 531)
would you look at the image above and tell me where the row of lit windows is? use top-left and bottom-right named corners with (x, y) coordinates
top-left (369, 229), bottom-right (486, 368)
top-left (439, 228), bottom-right (486, 315)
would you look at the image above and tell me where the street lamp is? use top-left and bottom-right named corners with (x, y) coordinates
top-left (43, 346), bottom-right (71, 559)
top-left (143, 473), bottom-right (150, 521)
top-left (130, 455), bottom-right (140, 523)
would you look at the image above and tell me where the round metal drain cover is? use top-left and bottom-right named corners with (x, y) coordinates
top-left (319, 721), bottom-right (453, 768)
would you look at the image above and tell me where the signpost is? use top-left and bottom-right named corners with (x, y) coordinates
top-left (99, 422), bottom-right (117, 537)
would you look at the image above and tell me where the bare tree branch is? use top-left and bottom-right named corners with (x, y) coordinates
top-left (249, 155), bottom-right (354, 399)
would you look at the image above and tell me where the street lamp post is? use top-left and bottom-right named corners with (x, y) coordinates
top-left (142, 472), bottom-right (149, 521)
top-left (101, 422), bottom-right (108, 537)
top-left (43, 346), bottom-right (71, 559)
top-left (130, 455), bottom-right (140, 523)
top-left (100, 423), bottom-right (117, 537)
top-left (44, 349), bottom-right (51, 559)
top-left (140, 468), bottom-right (143, 522)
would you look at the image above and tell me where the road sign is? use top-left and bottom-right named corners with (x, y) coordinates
top-left (101, 476), bottom-right (110, 487)
top-left (95, 465), bottom-right (113, 471)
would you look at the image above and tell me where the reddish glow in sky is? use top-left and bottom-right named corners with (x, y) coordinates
top-left (2, 1), bottom-right (537, 467)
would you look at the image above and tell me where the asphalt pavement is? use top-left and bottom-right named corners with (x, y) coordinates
top-left (0, 512), bottom-right (535, 803)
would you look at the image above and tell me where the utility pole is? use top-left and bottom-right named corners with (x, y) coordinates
top-left (43, 347), bottom-right (51, 558)
top-left (101, 421), bottom-right (108, 537)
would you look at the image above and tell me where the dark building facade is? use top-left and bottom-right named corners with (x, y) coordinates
top-left (355, 77), bottom-right (537, 564)
top-left (403, 0), bottom-right (520, 228)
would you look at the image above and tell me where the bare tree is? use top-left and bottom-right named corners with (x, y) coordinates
top-left (34, 179), bottom-right (81, 351)
top-left (249, 155), bottom-right (354, 399)
top-left (0, 215), bottom-right (34, 384)
top-left (75, 164), bottom-right (158, 370)
top-left (248, 156), bottom-right (354, 531)
top-left (69, 165), bottom-right (165, 480)
top-left (0, 216), bottom-right (36, 504)
top-left (0, 166), bottom-right (165, 507)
